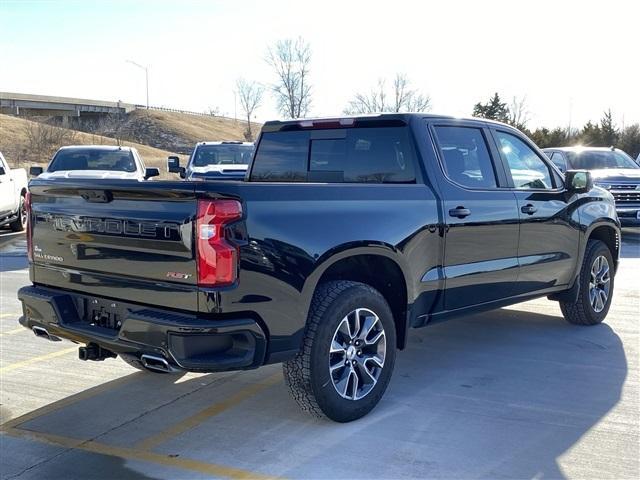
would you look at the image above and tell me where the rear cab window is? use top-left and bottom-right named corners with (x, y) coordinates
top-left (250, 127), bottom-right (416, 183)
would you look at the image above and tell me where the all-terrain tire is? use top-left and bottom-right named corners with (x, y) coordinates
top-left (283, 281), bottom-right (396, 422)
top-left (560, 239), bottom-right (614, 325)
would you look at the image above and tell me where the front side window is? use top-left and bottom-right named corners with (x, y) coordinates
top-left (49, 149), bottom-right (137, 172)
top-left (495, 131), bottom-right (553, 189)
top-left (433, 126), bottom-right (497, 189)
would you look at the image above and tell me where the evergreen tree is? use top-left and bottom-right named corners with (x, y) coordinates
top-left (579, 121), bottom-right (603, 146)
top-left (618, 124), bottom-right (640, 158)
top-left (472, 93), bottom-right (509, 123)
top-left (599, 109), bottom-right (619, 146)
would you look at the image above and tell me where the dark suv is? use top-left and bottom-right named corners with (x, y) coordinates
top-left (543, 146), bottom-right (640, 226)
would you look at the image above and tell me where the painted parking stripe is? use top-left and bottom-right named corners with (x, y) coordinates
top-left (137, 372), bottom-right (282, 451)
top-left (0, 347), bottom-right (77, 374)
top-left (4, 428), bottom-right (278, 480)
top-left (0, 312), bottom-right (21, 319)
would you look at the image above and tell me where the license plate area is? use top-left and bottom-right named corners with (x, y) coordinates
top-left (78, 298), bottom-right (126, 332)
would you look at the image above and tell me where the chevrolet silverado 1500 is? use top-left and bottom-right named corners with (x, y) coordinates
top-left (18, 114), bottom-right (620, 422)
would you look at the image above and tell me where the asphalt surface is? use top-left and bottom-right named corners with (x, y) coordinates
top-left (0, 228), bottom-right (638, 479)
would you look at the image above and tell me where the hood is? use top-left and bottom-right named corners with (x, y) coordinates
top-left (39, 170), bottom-right (141, 180)
top-left (589, 169), bottom-right (640, 183)
top-left (189, 164), bottom-right (248, 174)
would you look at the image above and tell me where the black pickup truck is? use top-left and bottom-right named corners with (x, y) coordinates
top-left (18, 114), bottom-right (620, 422)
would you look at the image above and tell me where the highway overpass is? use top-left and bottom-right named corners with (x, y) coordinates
top-left (0, 92), bottom-right (136, 117)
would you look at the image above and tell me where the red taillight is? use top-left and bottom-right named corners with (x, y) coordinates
top-left (196, 199), bottom-right (242, 286)
top-left (25, 192), bottom-right (33, 262)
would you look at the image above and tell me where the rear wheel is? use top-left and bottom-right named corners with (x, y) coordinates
top-left (560, 239), bottom-right (614, 325)
top-left (9, 194), bottom-right (27, 232)
top-left (283, 281), bottom-right (396, 422)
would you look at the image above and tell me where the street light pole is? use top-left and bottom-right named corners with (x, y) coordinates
top-left (126, 60), bottom-right (149, 109)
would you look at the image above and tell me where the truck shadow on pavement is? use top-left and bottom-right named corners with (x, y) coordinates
top-left (1, 307), bottom-right (627, 479)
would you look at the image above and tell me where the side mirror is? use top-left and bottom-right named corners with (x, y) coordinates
top-left (0, 166), bottom-right (5, 176)
top-left (565, 170), bottom-right (593, 194)
top-left (167, 156), bottom-right (184, 174)
top-left (30, 166), bottom-right (43, 176)
top-left (144, 167), bottom-right (160, 180)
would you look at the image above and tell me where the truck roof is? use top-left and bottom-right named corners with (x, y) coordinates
top-left (542, 146), bottom-right (619, 153)
top-left (262, 113), bottom-right (516, 132)
top-left (195, 141), bottom-right (254, 146)
top-left (57, 145), bottom-right (137, 152)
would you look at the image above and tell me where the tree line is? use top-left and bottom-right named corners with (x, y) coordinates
top-left (235, 37), bottom-right (640, 159)
top-left (472, 93), bottom-right (640, 158)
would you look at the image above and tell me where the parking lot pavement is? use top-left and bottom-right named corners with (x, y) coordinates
top-left (0, 228), bottom-right (638, 479)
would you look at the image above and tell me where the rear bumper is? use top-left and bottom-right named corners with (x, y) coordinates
top-left (17, 285), bottom-right (267, 372)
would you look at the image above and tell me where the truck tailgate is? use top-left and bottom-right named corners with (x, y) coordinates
top-left (28, 180), bottom-right (198, 311)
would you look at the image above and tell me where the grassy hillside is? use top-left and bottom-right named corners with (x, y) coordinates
top-left (0, 114), bottom-right (184, 178)
top-left (89, 110), bottom-right (261, 154)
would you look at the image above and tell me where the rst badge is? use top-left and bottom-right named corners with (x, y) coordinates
top-left (166, 272), bottom-right (192, 280)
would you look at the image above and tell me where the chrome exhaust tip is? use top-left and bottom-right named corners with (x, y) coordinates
top-left (140, 354), bottom-right (178, 373)
top-left (32, 326), bottom-right (61, 342)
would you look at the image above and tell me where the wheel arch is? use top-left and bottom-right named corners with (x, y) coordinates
top-left (301, 244), bottom-right (412, 350)
top-left (586, 221), bottom-right (620, 272)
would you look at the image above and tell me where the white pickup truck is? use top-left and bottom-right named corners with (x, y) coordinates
top-left (30, 145), bottom-right (160, 181)
top-left (0, 152), bottom-right (28, 232)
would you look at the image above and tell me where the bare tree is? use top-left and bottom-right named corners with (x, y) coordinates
top-left (266, 37), bottom-right (312, 118)
top-left (22, 121), bottom-right (78, 159)
top-left (236, 78), bottom-right (264, 140)
top-left (344, 73), bottom-right (431, 114)
top-left (507, 96), bottom-right (530, 130)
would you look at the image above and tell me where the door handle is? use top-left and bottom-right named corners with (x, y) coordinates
top-left (521, 204), bottom-right (537, 215)
top-left (449, 206), bottom-right (471, 218)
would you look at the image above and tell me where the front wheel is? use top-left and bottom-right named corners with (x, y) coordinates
top-left (560, 239), bottom-right (614, 325)
top-left (9, 194), bottom-right (27, 232)
top-left (283, 281), bottom-right (396, 422)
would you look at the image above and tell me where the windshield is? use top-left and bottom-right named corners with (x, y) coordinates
top-left (192, 145), bottom-right (254, 167)
top-left (566, 150), bottom-right (639, 170)
top-left (49, 149), bottom-right (137, 172)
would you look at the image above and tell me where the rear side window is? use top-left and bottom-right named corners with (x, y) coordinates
top-left (49, 149), bottom-right (136, 172)
top-left (251, 127), bottom-right (416, 183)
top-left (433, 126), bottom-right (497, 189)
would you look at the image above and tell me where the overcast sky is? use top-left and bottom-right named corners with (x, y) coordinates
top-left (1, 0), bottom-right (638, 129)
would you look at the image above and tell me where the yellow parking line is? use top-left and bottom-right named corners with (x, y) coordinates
top-left (1, 373), bottom-right (140, 430)
top-left (0, 327), bottom-right (25, 337)
top-left (0, 347), bottom-right (77, 374)
top-left (4, 427), bottom-right (277, 479)
top-left (137, 372), bottom-right (282, 451)
top-left (0, 313), bottom-right (21, 319)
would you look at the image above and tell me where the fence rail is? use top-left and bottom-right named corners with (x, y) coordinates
top-left (134, 104), bottom-right (242, 123)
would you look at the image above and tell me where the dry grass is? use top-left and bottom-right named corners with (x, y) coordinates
top-left (130, 110), bottom-right (260, 143)
top-left (0, 114), bottom-right (185, 178)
